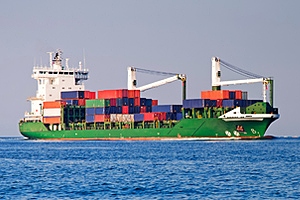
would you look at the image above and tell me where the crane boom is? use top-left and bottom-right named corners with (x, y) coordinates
top-left (211, 57), bottom-right (274, 106)
top-left (127, 67), bottom-right (187, 100)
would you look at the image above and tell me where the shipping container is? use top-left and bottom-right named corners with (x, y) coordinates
top-left (152, 105), bottom-right (182, 113)
top-left (43, 108), bottom-right (61, 117)
top-left (86, 115), bottom-right (95, 123)
top-left (116, 98), bottom-right (129, 106)
top-left (43, 116), bottom-right (61, 124)
top-left (140, 98), bottom-right (146, 106)
top-left (201, 90), bottom-right (229, 100)
top-left (43, 101), bottom-right (62, 109)
top-left (222, 99), bottom-right (247, 108)
top-left (86, 107), bottom-right (95, 116)
top-left (183, 99), bottom-right (212, 108)
top-left (176, 113), bottom-right (183, 120)
top-left (134, 106), bottom-right (140, 113)
top-left (229, 91), bottom-right (236, 99)
top-left (140, 106), bottom-right (147, 113)
top-left (166, 112), bottom-right (176, 120)
top-left (143, 112), bottom-right (159, 121)
top-left (86, 99), bottom-right (110, 108)
top-left (143, 112), bottom-right (165, 121)
top-left (110, 114), bottom-right (117, 122)
top-left (133, 114), bottom-right (144, 122)
top-left (152, 100), bottom-right (158, 106)
top-left (128, 98), bottom-right (134, 106)
top-left (95, 107), bottom-right (110, 115)
top-left (134, 97), bottom-right (140, 106)
top-left (122, 114), bottom-right (134, 122)
top-left (98, 89), bottom-right (128, 99)
top-left (110, 98), bottom-right (117, 107)
top-left (84, 91), bottom-right (96, 99)
top-left (145, 99), bottom-right (152, 106)
top-left (235, 90), bottom-right (242, 99)
top-left (122, 106), bottom-right (129, 114)
top-left (61, 91), bottom-right (85, 99)
top-left (94, 114), bottom-right (110, 122)
top-left (116, 106), bottom-right (122, 114)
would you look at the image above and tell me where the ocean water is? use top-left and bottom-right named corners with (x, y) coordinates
top-left (0, 137), bottom-right (299, 199)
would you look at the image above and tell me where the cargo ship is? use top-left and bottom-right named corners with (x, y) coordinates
top-left (19, 50), bottom-right (279, 140)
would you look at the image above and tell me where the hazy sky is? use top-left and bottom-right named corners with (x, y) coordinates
top-left (1, 1), bottom-right (299, 137)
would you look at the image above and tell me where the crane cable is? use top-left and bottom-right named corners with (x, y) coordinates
top-left (220, 60), bottom-right (264, 79)
top-left (134, 67), bottom-right (178, 76)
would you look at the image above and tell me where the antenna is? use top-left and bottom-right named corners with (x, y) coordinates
top-left (47, 52), bottom-right (54, 67)
top-left (83, 48), bottom-right (86, 69)
top-left (79, 61), bottom-right (82, 70)
top-left (66, 58), bottom-right (69, 69)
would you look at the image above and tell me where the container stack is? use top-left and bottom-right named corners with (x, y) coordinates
top-left (42, 101), bottom-right (62, 124)
top-left (200, 90), bottom-right (261, 108)
top-left (40, 89), bottom-right (183, 125)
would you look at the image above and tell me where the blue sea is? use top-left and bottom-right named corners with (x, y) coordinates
top-left (0, 137), bottom-right (299, 199)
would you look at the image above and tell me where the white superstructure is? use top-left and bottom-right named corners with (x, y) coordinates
top-left (24, 50), bottom-right (89, 121)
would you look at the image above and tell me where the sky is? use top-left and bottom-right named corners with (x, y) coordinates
top-left (0, 0), bottom-right (299, 137)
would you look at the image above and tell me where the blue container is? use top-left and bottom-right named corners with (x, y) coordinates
top-left (116, 98), bottom-right (129, 106)
top-left (72, 99), bottom-right (79, 106)
top-left (116, 106), bottom-right (122, 114)
top-left (128, 98), bottom-right (134, 106)
top-left (61, 91), bottom-right (85, 99)
top-left (145, 99), bottom-right (152, 106)
top-left (183, 99), bottom-right (211, 108)
top-left (166, 112), bottom-right (176, 120)
top-left (222, 99), bottom-right (247, 108)
top-left (129, 106), bottom-right (135, 114)
top-left (85, 115), bottom-right (95, 123)
top-left (229, 91), bottom-right (236, 99)
top-left (176, 113), bottom-right (183, 120)
top-left (134, 106), bottom-right (140, 114)
top-left (140, 98), bottom-right (146, 106)
top-left (109, 106), bottom-right (117, 114)
top-left (133, 114), bottom-right (144, 122)
top-left (152, 105), bottom-right (182, 113)
top-left (95, 107), bottom-right (110, 115)
top-left (85, 108), bottom-right (95, 115)
top-left (146, 106), bottom-right (152, 112)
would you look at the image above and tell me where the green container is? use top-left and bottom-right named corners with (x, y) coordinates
top-left (86, 99), bottom-right (110, 108)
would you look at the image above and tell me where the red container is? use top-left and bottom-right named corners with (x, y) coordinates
top-left (78, 99), bottom-right (86, 106)
top-left (94, 114), bottom-right (110, 122)
top-left (98, 89), bottom-right (128, 99)
top-left (43, 116), bottom-right (61, 124)
top-left (43, 101), bottom-right (62, 109)
top-left (159, 112), bottom-right (166, 120)
top-left (134, 97), bottom-right (140, 106)
top-left (122, 106), bottom-right (129, 114)
top-left (152, 100), bottom-right (158, 106)
top-left (84, 91), bottom-right (96, 99)
top-left (140, 106), bottom-right (147, 113)
top-left (143, 112), bottom-right (166, 121)
top-left (110, 98), bottom-right (117, 106)
top-left (128, 90), bottom-right (135, 98)
top-left (134, 90), bottom-right (140, 98)
top-left (201, 90), bottom-right (229, 100)
top-left (143, 113), bottom-right (158, 121)
top-left (216, 99), bottom-right (223, 107)
top-left (235, 90), bottom-right (242, 99)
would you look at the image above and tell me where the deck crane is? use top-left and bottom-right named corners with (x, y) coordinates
top-left (127, 67), bottom-right (187, 101)
top-left (211, 57), bottom-right (274, 107)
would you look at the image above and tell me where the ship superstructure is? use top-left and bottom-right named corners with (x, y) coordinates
top-left (24, 50), bottom-right (89, 122)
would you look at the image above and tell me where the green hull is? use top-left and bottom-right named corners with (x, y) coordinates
top-left (19, 117), bottom-right (277, 140)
